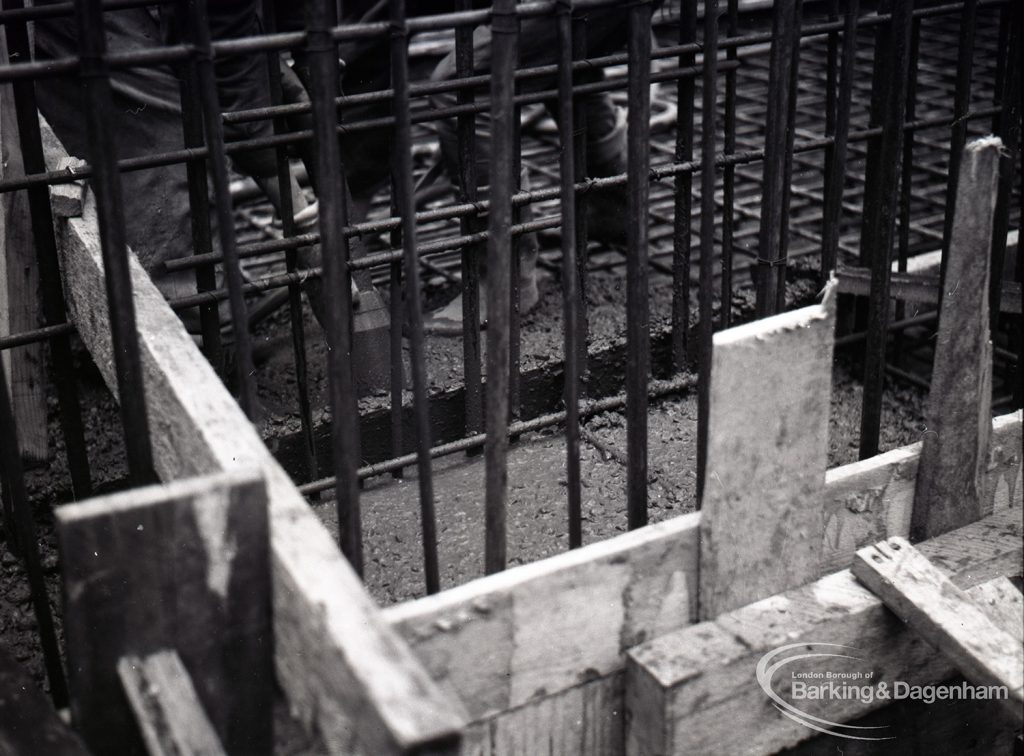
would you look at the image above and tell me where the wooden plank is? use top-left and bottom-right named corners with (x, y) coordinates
top-left (0, 643), bottom-right (89, 756)
top-left (57, 471), bottom-right (272, 755)
top-left (53, 164), bottom-right (465, 754)
top-left (383, 412), bottom-right (1021, 732)
top-left (459, 674), bottom-right (624, 756)
top-left (821, 410), bottom-right (1022, 574)
top-left (0, 33), bottom-right (48, 463)
top-left (118, 650), bottom-right (227, 756)
top-left (969, 576), bottom-right (1023, 642)
top-left (835, 267), bottom-right (1022, 315)
top-left (911, 137), bottom-right (1002, 540)
top-left (851, 537), bottom-right (1023, 722)
top-left (384, 512), bottom-right (699, 722)
top-left (625, 507), bottom-right (1023, 755)
top-left (699, 282), bottom-right (836, 619)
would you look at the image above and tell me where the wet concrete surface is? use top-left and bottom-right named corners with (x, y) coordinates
top-left (296, 251), bottom-right (928, 606)
top-left (311, 348), bottom-right (928, 608)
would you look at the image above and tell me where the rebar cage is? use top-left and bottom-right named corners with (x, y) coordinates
top-left (0, 0), bottom-right (1021, 718)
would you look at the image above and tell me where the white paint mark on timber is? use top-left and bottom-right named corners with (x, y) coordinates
top-left (194, 488), bottom-right (237, 602)
top-left (811, 571), bottom-right (874, 611)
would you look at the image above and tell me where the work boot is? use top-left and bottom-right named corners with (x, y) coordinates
top-left (424, 166), bottom-right (542, 335)
top-left (583, 106), bottom-right (630, 248)
top-left (422, 237), bottom-right (541, 336)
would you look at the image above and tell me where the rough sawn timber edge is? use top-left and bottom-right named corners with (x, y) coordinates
top-left (699, 283), bottom-right (836, 619)
top-left (53, 185), bottom-right (466, 752)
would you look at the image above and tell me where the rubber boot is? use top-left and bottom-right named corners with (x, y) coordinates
top-left (584, 106), bottom-right (630, 248)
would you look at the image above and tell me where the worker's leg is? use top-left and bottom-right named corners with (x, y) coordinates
top-left (427, 9), bottom-right (636, 329)
top-left (34, 8), bottom-right (201, 312)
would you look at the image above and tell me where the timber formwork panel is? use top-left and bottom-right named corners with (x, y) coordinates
top-left (44, 130), bottom-right (1024, 751)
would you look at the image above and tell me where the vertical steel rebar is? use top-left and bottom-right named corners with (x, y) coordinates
top-left (858, 0), bottom-right (914, 460)
top-left (0, 356), bottom-right (68, 707)
top-left (508, 74), bottom-right (523, 425)
top-left (172, 0), bottom-right (223, 377)
top-left (988, 0), bottom-right (1020, 335)
top-left (895, 16), bottom-right (921, 361)
top-left (456, 0), bottom-right (483, 449)
top-left (819, 0), bottom-right (859, 280)
top-left (307, 0), bottom-right (363, 571)
top-left (671, 0), bottom-right (697, 371)
top-left (484, 0), bottom-right (518, 574)
top-left (991, 0), bottom-right (1009, 121)
top-left (754, 0), bottom-right (800, 318)
top-left (720, 0), bottom-right (739, 329)
top-left (938, 0), bottom-right (977, 291)
top-left (389, 0), bottom-right (441, 595)
top-left (262, 0), bottom-right (319, 483)
top-left (696, 0), bottom-right (720, 504)
top-left (625, 0), bottom-right (652, 530)
top-left (185, 0), bottom-right (258, 420)
top-left (773, 0), bottom-right (804, 313)
top-left (1015, 141), bottom-right (1023, 409)
top-left (4, 0), bottom-right (92, 499)
top-left (819, 0), bottom-right (839, 287)
top-left (74, 0), bottom-right (157, 487)
top-left (572, 15), bottom-right (590, 380)
top-left (389, 194), bottom-right (405, 478)
top-left (555, 0), bottom-right (582, 550)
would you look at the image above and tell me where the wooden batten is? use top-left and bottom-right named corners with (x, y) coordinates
top-left (969, 576), bottom-right (1024, 642)
top-left (52, 175), bottom-right (466, 752)
top-left (625, 507), bottom-right (1023, 755)
top-left (699, 282), bottom-right (837, 619)
top-left (852, 537), bottom-right (1023, 722)
top-left (118, 650), bottom-right (228, 756)
top-left (57, 471), bottom-right (272, 755)
top-left (911, 137), bottom-right (1001, 540)
top-left (835, 267), bottom-right (1022, 315)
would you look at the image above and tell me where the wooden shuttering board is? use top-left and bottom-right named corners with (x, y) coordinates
top-left (625, 507), bottom-right (1023, 755)
top-left (834, 267), bottom-right (1022, 315)
top-left (118, 650), bottom-right (227, 756)
top-left (384, 512), bottom-right (700, 724)
top-left (821, 410), bottom-right (1022, 574)
top-left (56, 472), bottom-right (271, 755)
top-left (911, 137), bottom-right (1002, 540)
top-left (970, 576), bottom-right (1024, 642)
top-left (698, 282), bottom-right (837, 619)
top-left (53, 182), bottom-right (465, 753)
top-left (383, 414), bottom-right (1021, 748)
top-left (461, 674), bottom-right (625, 756)
top-left (852, 537), bottom-right (1023, 723)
